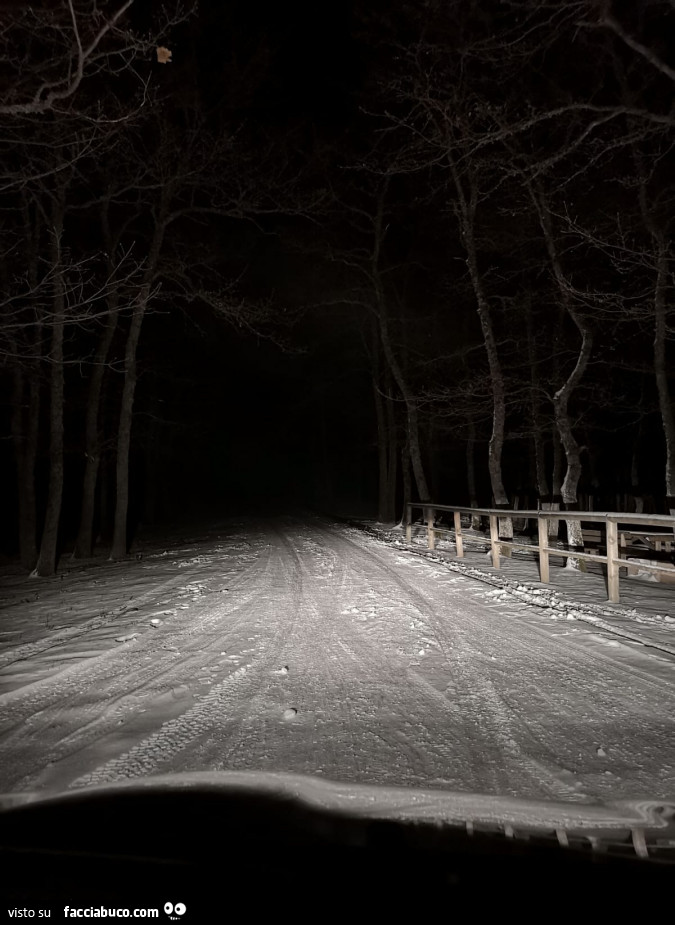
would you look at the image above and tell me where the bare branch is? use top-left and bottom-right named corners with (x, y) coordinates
top-left (0, 1), bottom-right (136, 116)
top-left (596, 6), bottom-right (675, 85)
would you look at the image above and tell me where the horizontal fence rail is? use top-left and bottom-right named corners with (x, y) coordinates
top-left (405, 503), bottom-right (675, 604)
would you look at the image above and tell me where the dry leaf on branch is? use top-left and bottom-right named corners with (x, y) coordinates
top-left (156, 46), bottom-right (172, 64)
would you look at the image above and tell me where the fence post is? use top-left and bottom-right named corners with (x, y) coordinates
top-left (427, 507), bottom-right (435, 550)
top-left (405, 504), bottom-right (412, 544)
top-left (606, 519), bottom-right (620, 603)
top-left (454, 510), bottom-right (464, 558)
top-left (537, 515), bottom-right (549, 584)
top-left (489, 514), bottom-right (500, 568)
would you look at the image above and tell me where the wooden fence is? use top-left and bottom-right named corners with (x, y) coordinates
top-left (405, 503), bottom-right (675, 604)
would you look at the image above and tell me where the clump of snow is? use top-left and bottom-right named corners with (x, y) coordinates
top-left (625, 559), bottom-right (660, 582)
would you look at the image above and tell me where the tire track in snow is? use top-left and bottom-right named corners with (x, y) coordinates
top-left (0, 570), bottom-right (193, 671)
top-left (0, 535), bottom-right (276, 791)
top-left (4, 518), bottom-right (674, 803)
top-left (275, 520), bottom-right (531, 791)
top-left (196, 521), bottom-right (356, 779)
top-left (82, 520), bottom-right (468, 790)
top-left (70, 529), bottom-right (306, 787)
top-left (333, 522), bottom-right (675, 702)
top-left (330, 524), bottom-right (675, 801)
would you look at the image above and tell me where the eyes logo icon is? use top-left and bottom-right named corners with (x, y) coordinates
top-left (164, 901), bottom-right (186, 920)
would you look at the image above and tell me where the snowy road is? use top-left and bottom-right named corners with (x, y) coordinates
top-left (1, 516), bottom-right (675, 803)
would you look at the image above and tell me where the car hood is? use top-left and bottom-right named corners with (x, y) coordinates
top-left (1, 771), bottom-right (675, 859)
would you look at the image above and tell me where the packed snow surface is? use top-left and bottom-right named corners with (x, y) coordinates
top-left (0, 515), bottom-right (674, 806)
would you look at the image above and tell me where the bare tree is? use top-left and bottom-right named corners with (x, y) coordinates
top-left (33, 185), bottom-right (67, 577)
top-left (73, 194), bottom-right (138, 559)
top-left (369, 321), bottom-right (398, 523)
top-left (447, 154), bottom-right (512, 537)
top-left (0, 1), bottom-right (192, 575)
top-left (3, 195), bottom-right (44, 570)
top-left (299, 167), bottom-right (433, 511)
top-left (0, 1), bottom-right (183, 118)
top-left (370, 180), bottom-right (431, 505)
top-left (634, 157), bottom-right (675, 509)
top-left (526, 181), bottom-right (594, 559)
top-left (107, 113), bottom-right (321, 557)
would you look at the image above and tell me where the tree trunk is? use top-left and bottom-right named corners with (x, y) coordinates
top-left (428, 418), bottom-right (441, 502)
top-left (466, 418), bottom-right (481, 529)
top-left (630, 422), bottom-right (644, 515)
top-left (373, 375), bottom-right (398, 524)
top-left (653, 245), bottom-right (675, 504)
top-left (110, 302), bottom-right (145, 559)
top-left (110, 210), bottom-right (166, 560)
top-left (141, 392), bottom-right (164, 525)
top-left (549, 427), bottom-right (563, 538)
top-left (385, 375), bottom-right (398, 522)
top-left (555, 372), bottom-right (589, 564)
top-left (529, 180), bottom-right (592, 567)
top-left (400, 431), bottom-right (412, 527)
top-left (471, 274), bottom-right (509, 527)
top-left (533, 433), bottom-right (549, 505)
top-left (374, 373), bottom-right (388, 522)
top-left (526, 306), bottom-right (550, 504)
top-left (584, 431), bottom-right (600, 513)
top-left (634, 155), bottom-right (675, 514)
top-left (551, 305), bottom-right (593, 561)
top-left (74, 200), bottom-right (121, 558)
top-left (10, 365), bottom-right (40, 570)
top-left (73, 303), bottom-right (119, 558)
top-left (98, 452), bottom-right (113, 545)
top-left (372, 324), bottom-right (395, 523)
top-left (34, 205), bottom-right (66, 577)
top-left (371, 181), bottom-right (430, 504)
top-left (527, 310), bottom-right (551, 539)
top-left (405, 396), bottom-right (430, 504)
top-left (9, 197), bottom-right (42, 571)
top-left (451, 162), bottom-right (511, 541)
top-left (553, 323), bottom-right (593, 566)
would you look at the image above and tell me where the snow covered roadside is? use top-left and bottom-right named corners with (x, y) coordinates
top-left (0, 523), bottom-right (259, 693)
top-left (356, 521), bottom-right (675, 657)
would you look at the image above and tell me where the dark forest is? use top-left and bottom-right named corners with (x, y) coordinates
top-left (2, 0), bottom-right (675, 575)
